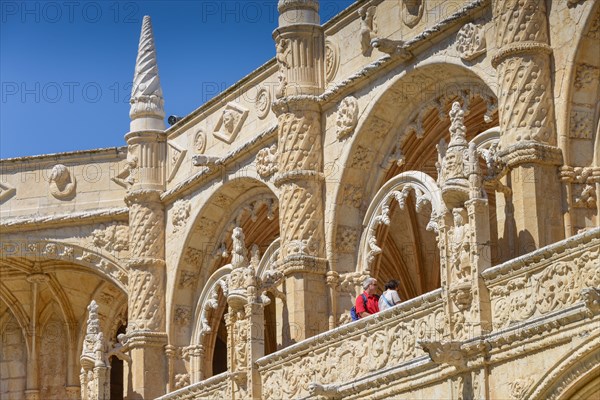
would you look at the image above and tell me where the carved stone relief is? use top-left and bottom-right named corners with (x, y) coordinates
top-left (358, 5), bottom-right (377, 56)
top-left (194, 128), bottom-right (207, 153)
top-left (179, 270), bottom-right (198, 289)
top-left (171, 199), bottom-right (191, 233)
top-left (350, 146), bottom-right (374, 169)
top-left (569, 109), bottom-right (594, 139)
top-left (167, 141), bottom-right (187, 183)
top-left (112, 145), bottom-right (138, 188)
top-left (275, 37), bottom-right (291, 98)
top-left (325, 39), bottom-right (339, 82)
top-left (184, 247), bottom-right (203, 266)
top-left (342, 183), bottom-right (363, 208)
top-left (336, 226), bottom-right (359, 253)
top-left (213, 102), bottom-right (249, 143)
top-left (174, 305), bottom-right (192, 326)
top-left (49, 164), bottom-right (76, 200)
top-left (574, 63), bottom-right (599, 90)
top-left (455, 22), bottom-right (486, 61)
top-left (336, 96), bottom-right (359, 140)
top-left (256, 144), bottom-right (278, 179)
top-left (0, 181), bottom-right (16, 203)
top-left (401, 0), bottom-right (424, 28)
top-left (490, 246), bottom-right (600, 329)
top-left (92, 223), bottom-right (129, 252)
top-left (128, 200), bottom-right (165, 259)
top-left (255, 87), bottom-right (271, 119)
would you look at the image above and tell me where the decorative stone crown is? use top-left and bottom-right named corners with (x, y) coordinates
top-left (278, 0), bottom-right (319, 13)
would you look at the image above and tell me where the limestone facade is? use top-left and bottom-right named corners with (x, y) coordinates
top-left (1, 1), bottom-right (599, 399)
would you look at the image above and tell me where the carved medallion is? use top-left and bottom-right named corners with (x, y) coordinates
top-left (255, 87), bottom-right (271, 119)
top-left (213, 102), bottom-right (249, 143)
top-left (401, 0), bottom-right (424, 28)
top-left (336, 96), bottom-right (359, 139)
top-left (49, 164), bottom-right (76, 200)
top-left (194, 128), bottom-right (207, 153)
top-left (456, 22), bottom-right (486, 61)
top-left (325, 39), bottom-right (339, 82)
top-left (256, 143), bottom-right (278, 179)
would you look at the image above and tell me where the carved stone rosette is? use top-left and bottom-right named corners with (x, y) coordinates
top-left (492, 0), bottom-right (556, 148)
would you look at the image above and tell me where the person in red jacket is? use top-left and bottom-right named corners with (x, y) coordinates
top-left (355, 277), bottom-right (380, 318)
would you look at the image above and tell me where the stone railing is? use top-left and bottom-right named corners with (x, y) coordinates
top-left (157, 371), bottom-right (244, 400)
top-left (483, 228), bottom-right (600, 331)
top-left (256, 289), bottom-right (445, 399)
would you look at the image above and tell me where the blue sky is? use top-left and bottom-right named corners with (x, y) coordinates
top-left (0, 0), bottom-right (354, 159)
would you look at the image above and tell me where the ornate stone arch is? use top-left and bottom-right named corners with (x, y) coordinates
top-left (526, 332), bottom-right (600, 399)
top-left (329, 61), bottom-right (498, 276)
top-left (189, 264), bottom-right (231, 382)
top-left (168, 177), bottom-right (279, 341)
top-left (358, 171), bottom-right (445, 300)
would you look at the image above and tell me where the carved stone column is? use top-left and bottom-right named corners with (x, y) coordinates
top-left (272, 0), bottom-right (328, 344)
top-left (24, 266), bottom-right (48, 400)
top-left (436, 102), bottom-right (492, 340)
top-left (122, 15), bottom-right (168, 400)
top-left (492, 0), bottom-right (564, 252)
top-left (80, 301), bottom-right (110, 400)
top-left (226, 227), bottom-right (265, 400)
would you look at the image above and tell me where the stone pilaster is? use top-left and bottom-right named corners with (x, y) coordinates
top-left (492, 0), bottom-right (564, 251)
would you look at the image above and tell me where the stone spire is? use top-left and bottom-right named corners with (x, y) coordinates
top-left (129, 15), bottom-right (165, 132)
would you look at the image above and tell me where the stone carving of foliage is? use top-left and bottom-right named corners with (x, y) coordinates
top-left (128, 200), bottom-right (164, 259)
top-left (574, 63), bottom-right (599, 90)
top-left (92, 224), bottom-right (129, 252)
top-left (325, 39), bottom-right (339, 82)
top-left (573, 184), bottom-right (596, 209)
top-left (255, 87), bottom-right (271, 119)
top-left (569, 110), bottom-right (593, 139)
top-left (336, 226), bottom-right (359, 253)
top-left (336, 96), bottom-right (359, 139)
top-left (174, 374), bottom-right (190, 389)
top-left (49, 164), bottom-right (76, 200)
top-left (171, 199), bottom-right (191, 233)
top-left (184, 247), bottom-right (203, 266)
top-left (342, 184), bottom-right (363, 208)
top-left (174, 305), bottom-right (192, 326)
top-left (455, 22), bottom-right (486, 61)
top-left (508, 377), bottom-right (534, 399)
top-left (179, 270), bottom-right (198, 289)
top-left (256, 144), bottom-right (278, 179)
top-left (260, 295), bottom-right (441, 399)
top-left (490, 247), bottom-right (600, 329)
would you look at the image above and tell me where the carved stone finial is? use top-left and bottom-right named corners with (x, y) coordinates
top-left (129, 15), bottom-right (165, 130)
top-left (231, 227), bottom-right (249, 270)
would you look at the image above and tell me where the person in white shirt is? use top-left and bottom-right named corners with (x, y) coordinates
top-left (379, 280), bottom-right (401, 311)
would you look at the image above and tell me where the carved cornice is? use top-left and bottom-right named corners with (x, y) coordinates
top-left (482, 227), bottom-right (599, 284)
top-left (156, 371), bottom-right (245, 400)
top-left (0, 207), bottom-right (128, 233)
top-left (492, 42), bottom-right (553, 68)
top-left (498, 141), bottom-right (563, 168)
